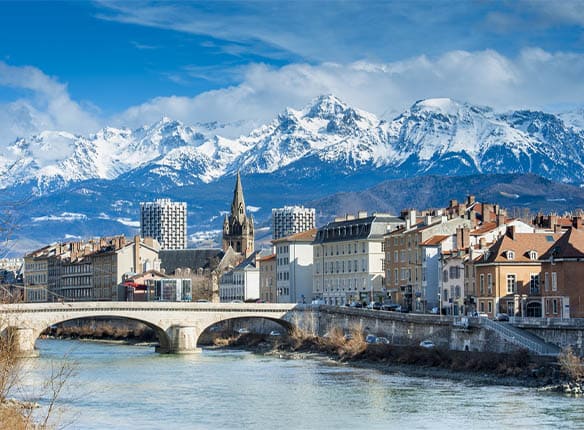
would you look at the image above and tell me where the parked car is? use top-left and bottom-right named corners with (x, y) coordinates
top-left (367, 302), bottom-right (383, 310)
top-left (365, 334), bottom-right (378, 344)
top-left (495, 313), bottom-right (510, 322)
top-left (269, 330), bottom-right (282, 337)
top-left (237, 328), bottom-right (250, 334)
top-left (381, 303), bottom-right (400, 312)
top-left (348, 301), bottom-right (363, 308)
top-left (230, 300), bottom-right (243, 303)
top-left (419, 340), bottom-right (435, 348)
top-left (398, 307), bottom-right (410, 313)
top-left (195, 299), bottom-right (210, 303)
top-left (376, 337), bottom-right (390, 345)
top-left (429, 307), bottom-right (439, 314)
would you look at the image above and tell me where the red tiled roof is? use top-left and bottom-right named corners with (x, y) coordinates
top-left (541, 227), bottom-right (584, 259)
top-left (421, 235), bottom-right (449, 246)
top-left (483, 231), bottom-right (563, 263)
top-left (257, 254), bottom-right (276, 262)
top-left (272, 228), bottom-right (317, 243)
top-left (470, 222), bottom-right (498, 236)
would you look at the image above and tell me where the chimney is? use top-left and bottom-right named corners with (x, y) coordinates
top-left (408, 209), bottom-right (416, 228)
top-left (450, 199), bottom-right (458, 208)
top-left (496, 212), bottom-right (506, 227)
top-left (479, 238), bottom-right (487, 249)
top-left (357, 210), bottom-right (368, 219)
top-left (425, 215), bottom-right (432, 226)
top-left (467, 195), bottom-right (475, 205)
top-left (506, 225), bottom-right (516, 240)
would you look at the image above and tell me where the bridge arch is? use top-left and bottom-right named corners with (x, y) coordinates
top-left (198, 316), bottom-right (295, 345)
top-left (34, 315), bottom-right (172, 354)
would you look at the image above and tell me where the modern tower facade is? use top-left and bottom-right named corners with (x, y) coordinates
top-left (272, 206), bottom-right (316, 240)
top-left (140, 199), bottom-right (187, 250)
top-left (222, 172), bottom-right (254, 256)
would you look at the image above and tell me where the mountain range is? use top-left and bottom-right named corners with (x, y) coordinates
top-left (2, 95), bottom-right (584, 255)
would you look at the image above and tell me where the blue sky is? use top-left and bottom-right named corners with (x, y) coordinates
top-left (1, 0), bottom-right (584, 144)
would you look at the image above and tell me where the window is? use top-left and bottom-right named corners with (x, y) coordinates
top-left (394, 269), bottom-right (398, 285)
top-left (443, 270), bottom-right (448, 282)
top-left (479, 274), bottom-right (485, 295)
top-left (529, 250), bottom-right (538, 260)
top-left (506, 274), bottom-right (517, 294)
top-left (545, 272), bottom-right (550, 292)
top-left (487, 274), bottom-right (492, 295)
top-left (552, 272), bottom-right (557, 291)
top-left (443, 289), bottom-right (448, 301)
top-left (480, 302), bottom-right (485, 312)
top-left (394, 251), bottom-right (399, 262)
top-left (488, 302), bottom-right (492, 313)
top-left (530, 273), bottom-right (539, 294)
top-left (506, 250), bottom-right (515, 260)
top-left (552, 299), bottom-right (558, 314)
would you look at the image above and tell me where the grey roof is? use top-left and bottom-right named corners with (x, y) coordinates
top-left (234, 251), bottom-right (259, 271)
top-left (313, 215), bottom-right (403, 244)
top-left (159, 248), bottom-right (224, 274)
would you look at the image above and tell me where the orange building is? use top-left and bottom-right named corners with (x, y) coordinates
top-left (474, 226), bottom-right (562, 317)
top-left (540, 227), bottom-right (584, 318)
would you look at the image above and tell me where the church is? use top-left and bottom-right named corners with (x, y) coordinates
top-left (222, 172), bottom-right (254, 257)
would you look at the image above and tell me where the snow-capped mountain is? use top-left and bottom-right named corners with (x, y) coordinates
top-left (3, 94), bottom-right (584, 195)
top-left (4, 94), bottom-right (584, 253)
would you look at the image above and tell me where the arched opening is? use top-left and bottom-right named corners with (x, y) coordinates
top-left (526, 302), bottom-right (542, 318)
top-left (35, 316), bottom-right (171, 354)
top-left (198, 317), bottom-right (294, 347)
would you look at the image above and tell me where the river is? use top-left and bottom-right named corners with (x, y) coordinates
top-left (15, 339), bottom-right (583, 429)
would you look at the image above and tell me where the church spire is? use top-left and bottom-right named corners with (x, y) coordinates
top-left (231, 170), bottom-right (246, 223)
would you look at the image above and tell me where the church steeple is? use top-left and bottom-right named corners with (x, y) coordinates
top-left (231, 171), bottom-right (246, 223)
top-left (222, 171), bottom-right (254, 256)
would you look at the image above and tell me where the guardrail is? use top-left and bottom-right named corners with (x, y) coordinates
top-left (510, 316), bottom-right (584, 328)
top-left (480, 317), bottom-right (560, 356)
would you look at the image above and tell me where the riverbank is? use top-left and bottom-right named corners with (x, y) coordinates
top-left (217, 332), bottom-right (564, 389)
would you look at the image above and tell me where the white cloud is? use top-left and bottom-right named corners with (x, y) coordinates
top-left (0, 62), bottom-right (100, 147)
top-left (113, 48), bottom-right (584, 135)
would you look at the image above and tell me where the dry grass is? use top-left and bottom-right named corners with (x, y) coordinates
top-left (559, 347), bottom-right (584, 382)
top-left (0, 405), bottom-right (31, 430)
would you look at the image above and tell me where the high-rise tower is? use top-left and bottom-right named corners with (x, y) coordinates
top-left (140, 198), bottom-right (187, 250)
top-left (222, 172), bottom-right (254, 256)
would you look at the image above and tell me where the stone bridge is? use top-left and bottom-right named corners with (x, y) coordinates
top-left (0, 302), bottom-right (304, 357)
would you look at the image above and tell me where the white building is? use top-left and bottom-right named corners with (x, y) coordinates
top-left (313, 212), bottom-right (403, 306)
top-left (273, 229), bottom-right (316, 303)
top-left (219, 252), bottom-right (260, 302)
top-left (140, 199), bottom-right (187, 250)
top-left (272, 206), bottom-right (316, 240)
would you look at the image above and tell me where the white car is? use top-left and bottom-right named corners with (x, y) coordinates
top-left (237, 328), bottom-right (250, 334)
top-left (419, 340), bottom-right (435, 348)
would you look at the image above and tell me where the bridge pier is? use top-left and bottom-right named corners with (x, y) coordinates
top-left (8, 327), bottom-right (39, 358)
top-left (162, 325), bottom-right (201, 354)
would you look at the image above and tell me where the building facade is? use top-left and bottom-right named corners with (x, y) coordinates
top-left (222, 172), bottom-right (254, 257)
top-left (540, 226), bottom-right (584, 318)
top-left (271, 206), bottom-right (316, 240)
top-left (474, 227), bottom-right (562, 318)
top-left (313, 212), bottom-right (402, 306)
top-left (140, 198), bottom-right (187, 250)
top-left (258, 253), bottom-right (276, 303)
top-left (273, 229), bottom-right (316, 303)
top-left (219, 252), bottom-right (260, 302)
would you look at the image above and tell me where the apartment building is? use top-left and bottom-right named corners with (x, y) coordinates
top-left (219, 252), bottom-right (260, 302)
top-left (273, 229), bottom-right (316, 303)
top-left (271, 206), bottom-right (316, 240)
top-left (23, 247), bottom-right (50, 302)
top-left (258, 253), bottom-right (277, 303)
top-left (384, 210), bottom-right (471, 312)
top-left (313, 212), bottom-right (402, 306)
top-left (540, 226), bottom-right (584, 318)
top-left (474, 226), bottom-right (563, 318)
top-left (140, 198), bottom-right (187, 250)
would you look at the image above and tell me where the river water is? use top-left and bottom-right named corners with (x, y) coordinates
top-left (15, 339), bottom-right (583, 429)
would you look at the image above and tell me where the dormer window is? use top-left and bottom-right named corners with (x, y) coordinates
top-left (505, 250), bottom-right (515, 260)
top-left (528, 250), bottom-right (538, 260)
